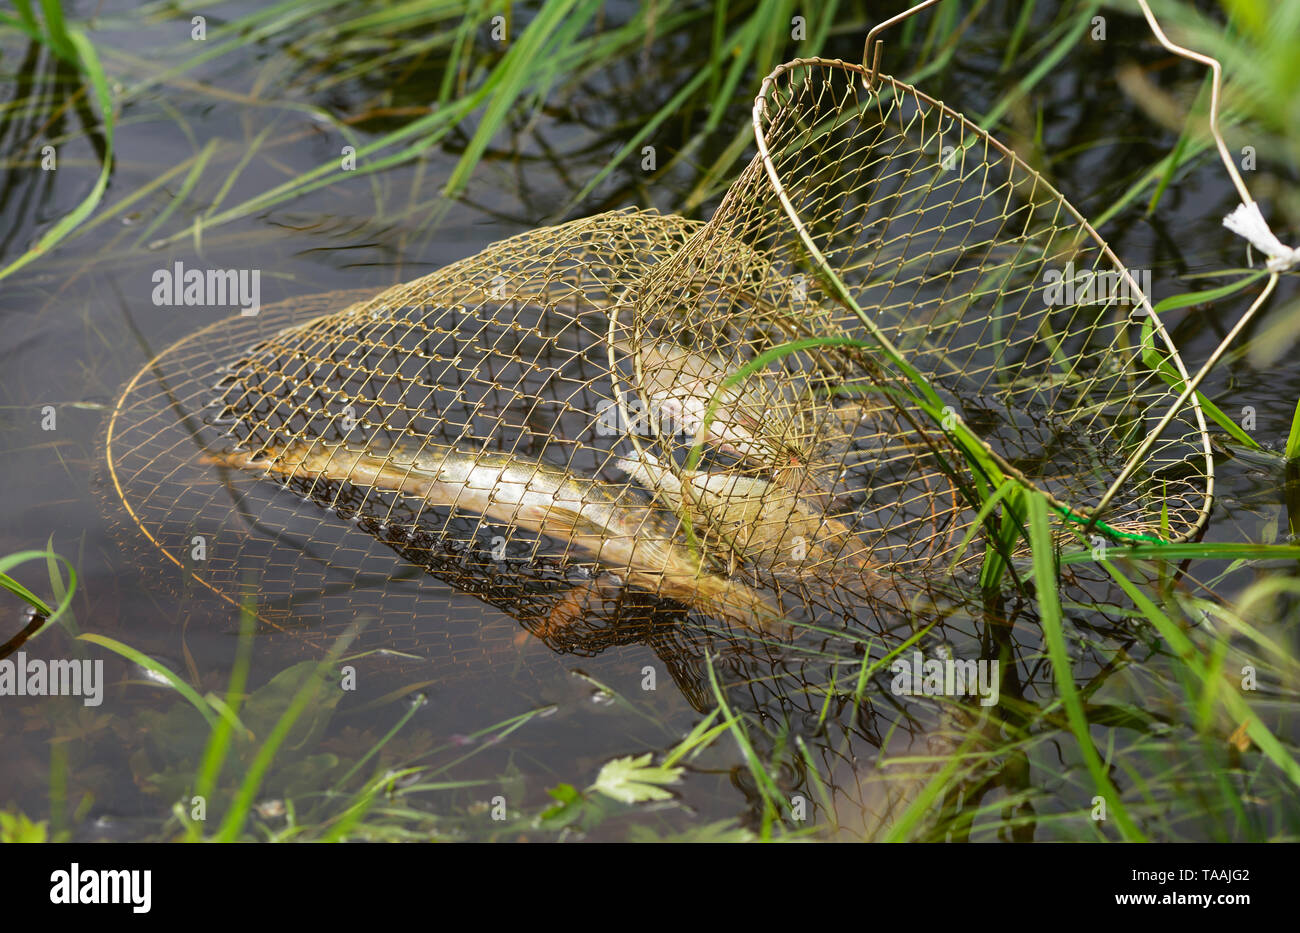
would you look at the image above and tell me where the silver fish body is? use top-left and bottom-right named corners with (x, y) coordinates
top-left (210, 440), bottom-right (782, 631)
top-left (630, 341), bottom-right (807, 469)
top-left (616, 449), bottom-right (882, 589)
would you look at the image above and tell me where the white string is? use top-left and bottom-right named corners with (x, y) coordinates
top-left (1222, 201), bottom-right (1300, 273)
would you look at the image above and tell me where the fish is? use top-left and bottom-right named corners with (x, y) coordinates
top-left (616, 449), bottom-right (886, 593)
top-left (623, 341), bottom-right (895, 507)
top-left (206, 439), bottom-right (785, 633)
top-left (767, 396), bottom-right (888, 506)
top-left (627, 341), bottom-right (810, 471)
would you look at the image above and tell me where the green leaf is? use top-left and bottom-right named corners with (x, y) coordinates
top-left (0, 548), bottom-right (77, 625)
top-left (626, 819), bottom-right (757, 843)
top-left (1099, 562), bottom-right (1300, 787)
top-left (0, 809), bottom-right (49, 843)
top-left (1028, 493), bottom-right (1146, 841)
top-left (0, 570), bottom-right (51, 616)
top-left (590, 753), bottom-right (682, 804)
top-left (1150, 270), bottom-right (1269, 315)
top-left (537, 782), bottom-right (584, 824)
top-left (442, 0), bottom-right (596, 198)
top-left (1285, 396), bottom-right (1300, 461)
top-left (79, 633), bottom-right (219, 729)
top-left (37, 0), bottom-right (75, 61)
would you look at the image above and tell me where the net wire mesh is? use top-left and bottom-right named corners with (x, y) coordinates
top-left (626, 58), bottom-right (1211, 587)
top-left (104, 58), bottom-right (1212, 650)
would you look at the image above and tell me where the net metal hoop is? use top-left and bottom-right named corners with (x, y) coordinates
top-left (763, 58), bottom-right (1212, 544)
top-left (622, 54), bottom-right (1216, 559)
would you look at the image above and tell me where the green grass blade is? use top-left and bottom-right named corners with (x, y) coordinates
top-left (0, 28), bottom-right (115, 281)
top-left (187, 604), bottom-right (257, 841)
top-left (78, 633), bottom-right (218, 729)
top-left (212, 625), bottom-right (360, 841)
top-left (0, 548), bottom-right (77, 625)
top-left (441, 0), bottom-right (593, 197)
top-left (1100, 561), bottom-right (1300, 786)
top-left (1285, 397), bottom-right (1300, 460)
top-left (1027, 494), bottom-right (1145, 840)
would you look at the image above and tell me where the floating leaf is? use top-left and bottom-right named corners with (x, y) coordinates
top-left (626, 820), bottom-right (756, 843)
top-left (537, 782), bottom-right (587, 828)
top-left (590, 753), bottom-right (682, 804)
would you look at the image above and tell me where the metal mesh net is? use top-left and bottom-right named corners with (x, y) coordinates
top-left (104, 61), bottom-right (1213, 659)
top-left (625, 60), bottom-right (1212, 584)
top-left (105, 211), bottom-right (853, 652)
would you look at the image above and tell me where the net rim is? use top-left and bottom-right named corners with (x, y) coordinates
top-left (102, 289), bottom-right (381, 631)
top-left (748, 56), bottom-right (1214, 543)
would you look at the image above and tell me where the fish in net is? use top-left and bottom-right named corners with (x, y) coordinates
top-left (104, 209), bottom-right (910, 665)
top-left (102, 2), bottom-right (1289, 692)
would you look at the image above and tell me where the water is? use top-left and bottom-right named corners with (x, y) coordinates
top-left (1, 0), bottom-right (1297, 841)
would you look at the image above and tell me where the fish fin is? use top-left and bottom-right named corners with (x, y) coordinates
top-left (536, 579), bottom-right (610, 640)
top-left (527, 504), bottom-right (612, 544)
top-left (690, 575), bottom-right (793, 639)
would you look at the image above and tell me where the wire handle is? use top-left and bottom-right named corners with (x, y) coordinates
top-left (1091, 0), bottom-right (1292, 528)
top-left (861, 0), bottom-right (941, 88)
top-left (861, 0), bottom-right (1293, 530)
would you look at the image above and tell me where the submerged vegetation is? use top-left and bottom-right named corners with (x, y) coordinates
top-left (1, 0), bottom-right (1298, 841)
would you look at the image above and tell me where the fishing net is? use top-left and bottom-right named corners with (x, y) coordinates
top-left (104, 211), bottom-right (781, 653)
top-left (104, 14), bottom-right (1223, 668)
top-left (96, 0), bottom-right (1296, 841)
top-left (623, 57), bottom-right (1212, 585)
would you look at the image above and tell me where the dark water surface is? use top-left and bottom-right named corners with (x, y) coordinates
top-left (2, 0), bottom-right (1297, 840)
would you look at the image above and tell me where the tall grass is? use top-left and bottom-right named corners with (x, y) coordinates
top-left (0, 1), bottom-right (114, 281)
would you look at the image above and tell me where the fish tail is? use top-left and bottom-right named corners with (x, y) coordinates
top-left (655, 569), bottom-right (789, 637)
top-left (615, 449), bottom-right (678, 492)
